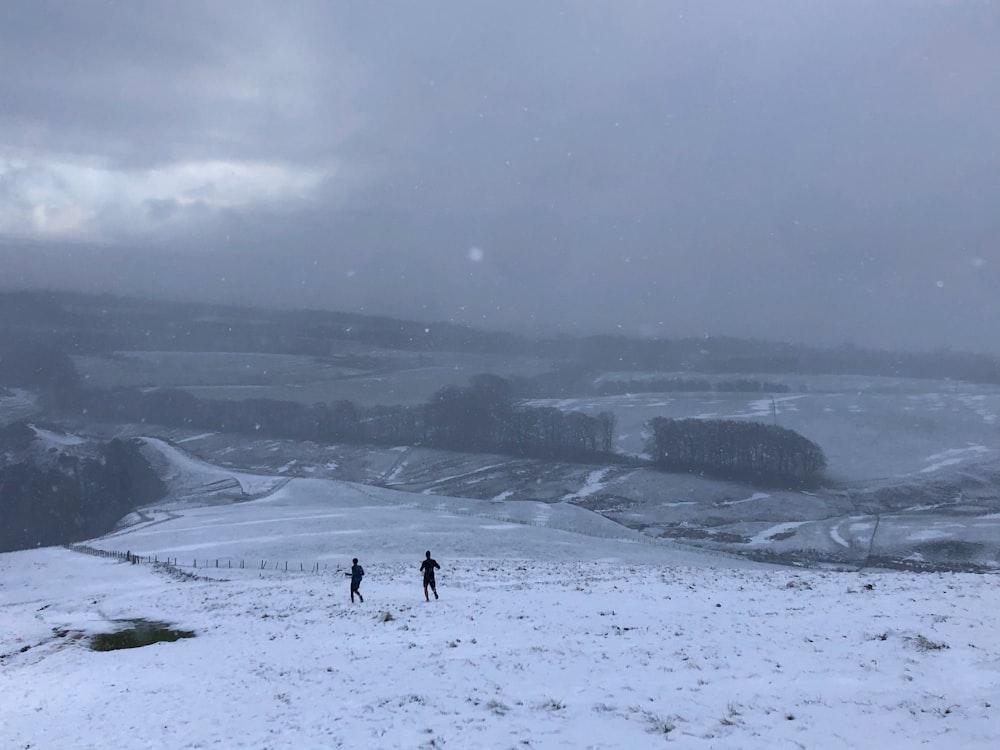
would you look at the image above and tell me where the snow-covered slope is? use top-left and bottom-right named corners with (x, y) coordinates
top-left (2, 449), bottom-right (999, 749)
top-left (136, 436), bottom-right (291, 506)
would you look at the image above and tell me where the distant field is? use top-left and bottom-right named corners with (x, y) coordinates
top-left (71, 352), bottom-right (1000, 482)
top-left (529, 373), bottom-right (1000, 484)
top-left (73, 351), bottom-right (372, 387)
top-left (73, 349), bottom-right (557, 406)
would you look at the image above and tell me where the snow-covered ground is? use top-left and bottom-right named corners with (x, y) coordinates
top-left (3, 448), bottom-right (999, 748)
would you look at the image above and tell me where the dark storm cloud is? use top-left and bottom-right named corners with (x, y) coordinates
top-left (1, 1), bottom-right (998, 353)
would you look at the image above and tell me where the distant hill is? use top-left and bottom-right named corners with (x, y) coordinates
top-left (2, 289), bottom-right (998, 384)
top-left (0, 423), bottom-right (166, 552)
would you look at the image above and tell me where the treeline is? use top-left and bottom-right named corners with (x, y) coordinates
top-left (0, 424), bottom-right (166, 552)
top-left (423, 376), bottom-right (616, 459)
top-left (645, 417), bottom-right (826, 486)
top-left (67, 375), bottom-right (618, 463)
top-left (594, 377), bottom-right (791, 396)
top-left (3, 335), bottom-right (831, 486)
top-left (67, 377), bottom-right (828, 485)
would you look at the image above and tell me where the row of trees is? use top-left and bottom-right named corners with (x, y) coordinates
top-left (69, 378), bottom-right (828, 485)
top-left (422, 375), bottom-right (616, 457)
top-left (0, 427), bottom-right (166, 552)
top-left (68, 375), bottom-right (619, 463)
top-left (0, 333), bottom-right (827, 487)
top-left (594, 377), bottom-right (791, 396)
top-left (2, 338), bottom-right (830, 485)
top-left (645, 417), bottom-right (827, 485)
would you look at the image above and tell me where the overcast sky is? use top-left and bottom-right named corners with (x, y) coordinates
top-left (1, 1), bottom-right (998, 353)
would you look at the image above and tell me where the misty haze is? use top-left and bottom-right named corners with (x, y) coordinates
top-left (2, 2), bottom-right (1000, 748)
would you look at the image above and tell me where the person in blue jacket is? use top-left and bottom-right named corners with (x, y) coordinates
top-left (346, 557), bottom-right (364, 603)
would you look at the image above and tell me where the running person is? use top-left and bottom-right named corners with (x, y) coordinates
top-left (420, 550), bottom-right (440, 601)
top-left (346, 557), bottom-right (364, 603)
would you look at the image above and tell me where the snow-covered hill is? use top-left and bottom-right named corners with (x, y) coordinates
top-left (2, 448), bottom-right (999, 749)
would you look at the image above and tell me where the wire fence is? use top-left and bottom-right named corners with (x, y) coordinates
top-left (67, 543), bottom-right (331, 575)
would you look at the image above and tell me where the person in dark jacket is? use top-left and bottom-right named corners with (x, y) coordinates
top-left (420, 550), bottom-right (440, 601)
top-left (346, 557), bottom-right (364, 603)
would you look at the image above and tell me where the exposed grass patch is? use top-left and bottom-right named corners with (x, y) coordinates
top-left (539, 697), bottom-right (566, 711)
top-left (910, 634), bottom-right (949, 652)
top-left (90, 619), bottom-right (195, 651)
top-left (485, 699), bottom-right (510, 716)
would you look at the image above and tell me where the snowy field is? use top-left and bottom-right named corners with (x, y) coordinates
top-left (530, 374), bottom-right (1000, 483)
top-left (3, 447), bottom-right (1000, 749)
top-left (81, 410), bottom-right (1000, 569)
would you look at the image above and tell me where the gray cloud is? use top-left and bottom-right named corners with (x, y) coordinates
top-left (1, 1), bottom-right (998, 353)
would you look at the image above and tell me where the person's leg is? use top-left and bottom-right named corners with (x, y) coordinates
top-left (423, 582), bottom-right (429, 601)
top-left (431, 580), bottom-right (438, 599)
